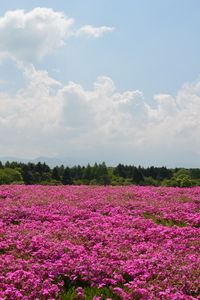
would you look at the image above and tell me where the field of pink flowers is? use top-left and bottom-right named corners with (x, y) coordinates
top-left (0, 185), bottom-right (199, 300)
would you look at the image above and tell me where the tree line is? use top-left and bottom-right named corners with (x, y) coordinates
top-left (1, 160), bottom-right (200, 187)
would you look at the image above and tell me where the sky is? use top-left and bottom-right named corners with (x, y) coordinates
top-left (0, 0), bottom-right (200, 167)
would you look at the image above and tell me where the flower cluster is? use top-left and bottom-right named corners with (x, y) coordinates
top-left (0, 185), bottom-right (199, 299)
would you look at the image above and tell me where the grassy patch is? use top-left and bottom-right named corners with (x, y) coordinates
top-left (179, 196), bottom-right (193, 203)
top-left (60, 277), bottom-right (121, 300)
top-left (0, 248), bottom-right (6, 255)
top-left (144, 212), bottom-right (187, 227)
top-left (11, 220), bottom-right (21, 225)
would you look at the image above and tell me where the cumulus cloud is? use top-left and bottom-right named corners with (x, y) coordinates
top-left (0, 8), bottom-right (199, 165)
top-left (0, 8), bottom-right (74, 62)
top-left (1, 58), bottom-right (200, 166)
top-left (0, 8), bottom-right (114, 62)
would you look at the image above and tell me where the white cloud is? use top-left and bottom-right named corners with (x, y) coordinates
top-left (0, 7), bottom-right (200, 166)
top-left (0, 8), bottom-right (114, 62)
top-left (77, 25), bottom-right (114, 38)
top-left (0, 8), bottom-right (74, 62)
top-left (0, 62), bottom-right (146, 158)
top-left (1, 59), bottom-right (200, 166)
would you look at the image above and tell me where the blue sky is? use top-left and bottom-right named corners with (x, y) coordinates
top-left (1, 0), bottom-right (200, 97)
top-left (0, 1), bottom-right (200, 166)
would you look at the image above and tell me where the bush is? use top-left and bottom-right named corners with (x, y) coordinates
top-left (162, 176), bottom-right (193, 187)
top-left (143, 177), bottom-right (159, 186)
top-left (178, 176), bottom-right (192, 187)
top-left (0, 168), bottom-right (23, 184)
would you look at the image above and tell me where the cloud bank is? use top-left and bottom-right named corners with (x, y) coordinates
top-left (1, 60), bottom-right (200, 166)
top-left (0, 8), bottom-right (199, 166)
top-left (0, 8), bottom-right (114, 62)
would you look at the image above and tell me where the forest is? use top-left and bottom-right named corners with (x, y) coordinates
top-left (1, 160), bottom-right (200, 187)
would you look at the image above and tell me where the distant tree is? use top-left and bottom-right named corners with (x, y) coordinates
top-left (142, 177), bottom-right (159, 186)
top-left (114, 164), bottom-right (127, 178)
top-left (2, 160), bottom-right (200, 187)
top-left (62, 167), bottom-right (73, 185)
top-left (5, 161), bottom-right (11, 168)
top-left (22, 169), bottom-right (36, 185)
top-left (92, 163), bottom-right (98, 179)
top-left (58, 165), bottom-right (65, 177)
top-left (96, 162), bottom-right (107, 177)
top-left (132, 167), bottom-right (144, 184)
top-left (0, 168), bottom-right (23, 184)
top-left (40, 172), bottom-right (51, 183)
top-left (76, 165), bottom-right (83, 179)
top-left (42, 162), bottom-right (51, 173)
top-left (21, 164), bottom-right (38, 184)
top-left (83, 164), bottom-right (93, 181)
top-left (149, 166), bottom-right (157, 179)
top-left (173, 169), bottom-right (190, 179)
top-left (96, 162), bottom-right (110, 185)
top-left (99, 174), bottom-right (111, 185)
top-left (52, 167), bottom-right (61, 181)
top-left (179, 177), bottom-right (192, 187)
top-left (127, 165), bottom-right (133, 178)
top-left (157, 166), bottom-right (172, 180)
top-left (27, 163), bottom-right (35, 171)
top-left (189, 168), bottom-right (200, 179)
top-left (35, 162), bottom-right (43, 174)
top-left (10, 161), bottom-right (21, 169)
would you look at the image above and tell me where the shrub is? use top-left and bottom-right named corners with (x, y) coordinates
top-left (0, 168), bottom-right (23, 184)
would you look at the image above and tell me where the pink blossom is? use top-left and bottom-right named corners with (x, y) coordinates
top-left (0, 185), bottom-right (199, 299)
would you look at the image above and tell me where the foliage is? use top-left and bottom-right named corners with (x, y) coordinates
top-left (60, 278), bottom-right (118, 300)
top-left (1, 160), bottom-right (200, 186)
top-left (0, 168), bottom-right (23, 184)
top-left (162, 169), bottom-right (193, 187)
top-left (142, 176), bottom-right (159, 186)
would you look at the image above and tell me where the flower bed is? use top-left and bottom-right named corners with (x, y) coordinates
top-left (0, 185), bottom-right (199, 299)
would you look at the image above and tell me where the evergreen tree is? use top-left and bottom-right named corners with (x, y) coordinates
top-left (96, 162), bottom-right (110, 185)
top-left (83, 164), bottom-right (93, 181)
top-left (59, 165), bottom-right (65, 177)
top-left (62, 167), bottom-right (73, 185)
top-left (35, 162), bottom-right (43, 174)
top-left (42, 162), bottom-right (51, 173)
top-left (76, 165), bottom-right (83, 179)
top-left (5, 161), bottom-right (11, 168)
top-left (157, 166), bottom-right (172, 180)
top-left (22, 166), bottom-right (36, 185)
top-left (52, 167), bottom-right (61, 181)
top-left (114, 164), bottom-right (126, 178)
top-left (132, 167), bottom-right (144, 184)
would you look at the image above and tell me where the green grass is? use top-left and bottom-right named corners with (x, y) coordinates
top-left (143, 212), bottom-right (187, 227)
top-left (59, 277), bottom-right (121, 300)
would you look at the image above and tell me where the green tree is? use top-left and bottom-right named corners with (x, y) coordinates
top-left (179, 176), bottom-right (192, 187)
top-left (189, 168), bottom-right (200, 179)
top-left (62, 167), bottom-right (73, 185)
top-left (35, 162), bottom-right (43, 174)
top-left (95, 162), bottom-right (110, 185)
top-left (83, 164), bottom-right (93, 181)
top-left (0, 168), bottom-right (23, 184)
top-left (132, 167), bottom-right (144, 184)
top-left (114, 164), bottom-right (126, 178)
top-left (52, 167), bottom-right (61, 181)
